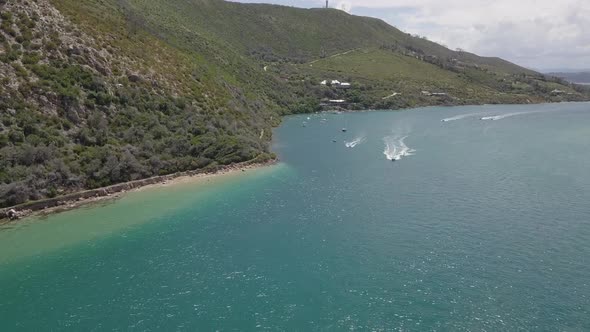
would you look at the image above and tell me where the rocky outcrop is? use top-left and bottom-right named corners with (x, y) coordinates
top-left (0, 0), bottom-right (172, 116)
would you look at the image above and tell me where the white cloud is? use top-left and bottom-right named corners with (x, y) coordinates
top-left (334, 1), bottom-right (352, 13)
top-left (232, 0), bottom-right (590, 70)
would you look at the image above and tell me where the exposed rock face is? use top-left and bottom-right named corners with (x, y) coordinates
top-left (0, 0), bottom-right (172, 116)
top-left (128, 73), bottom-right (142, 83)
top-left (7, 209), bottom-right (18, 220)
top-left (66, 45), bottom-right (82, 56)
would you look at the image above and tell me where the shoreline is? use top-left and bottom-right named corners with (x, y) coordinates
top-left (0, 159), bottom-right (277, 224)
top-left (2, 100), bottom-right (589, 224)
top-left (319, 98), bottom-right (590, 114)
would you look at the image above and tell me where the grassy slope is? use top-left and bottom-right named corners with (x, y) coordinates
top-left (294, 48), bottom-right (587, 110)
top-left (120, 0), bottom-right (533, 74)
top-left (304, 49), bottom-right (501, 105)
top-left (118, 0), bottom-right (586, 108)
top-left (123, 0), bottom-right (396, 61)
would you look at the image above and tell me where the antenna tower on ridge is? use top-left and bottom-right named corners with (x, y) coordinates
top-left (326, 1), bottom-right (329, 9)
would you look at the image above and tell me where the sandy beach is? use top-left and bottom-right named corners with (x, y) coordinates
top-left (0, 159), bottom-right (277, 223)
top-left (135, 160), bottom-right (276, 191)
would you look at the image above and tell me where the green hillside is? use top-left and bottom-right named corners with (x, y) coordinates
top-left (294, 48), bottom-right (586, 109)
top-left (0, 0), bottom-right (588, 208)
top-left (0, 0), bottom-right (283, 207)
top-left (118, 0), bottom-right (534, 74)
top-left (113, 0), bottom-right (588, 108)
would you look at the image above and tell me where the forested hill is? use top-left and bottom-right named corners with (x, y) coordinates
top-left (0, 0), bottom-right (587, 208)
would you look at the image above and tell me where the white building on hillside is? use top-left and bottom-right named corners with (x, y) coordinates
top-left (320, 80), bottom-right (351, 87)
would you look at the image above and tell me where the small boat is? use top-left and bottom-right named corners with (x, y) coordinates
top-left (341, 128), bottom-right (347, 132)
top-left (332, 139), bottom-right (337, 143)
top-left (391, 158), bottom-right (396, 162)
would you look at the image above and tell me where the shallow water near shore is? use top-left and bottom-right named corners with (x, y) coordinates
top-left (1, 103), bottom-right (590, 330)
top-left (0, 166), bottom-right (284, 264)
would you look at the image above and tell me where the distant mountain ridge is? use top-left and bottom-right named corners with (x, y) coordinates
top-left (547, 72), bottom-right (590, 84)
top-left (0, 0), bottom-right (588, 208)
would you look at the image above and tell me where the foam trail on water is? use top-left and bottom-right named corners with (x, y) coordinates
top-left (345, 136), bottom-right (366, 148)
top-left (480, 111), bottom-right (544, 121)
top-left (480, 116), bottom-right (497, 121)
top-left (383, 135), bottom-right (415, 161)
top-left (441, 113), bottom-right (485, 122)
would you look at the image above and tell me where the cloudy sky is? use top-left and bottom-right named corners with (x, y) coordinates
top-left (231, 0), bottom-right (590, 71)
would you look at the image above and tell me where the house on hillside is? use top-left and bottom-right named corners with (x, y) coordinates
top-left (319, 98), bottom-right (350, 110)
top-left (422, 91), bottom-right (448, 97)
top-left (320, 79), bottom-right (351, 88)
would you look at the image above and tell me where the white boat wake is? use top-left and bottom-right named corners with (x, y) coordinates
top-left (383, 135), bottom-right (415, 161)
top-left (345, 136), bottom-right (366, 148)
top-left (480, 111), bottom-right (542, 121)
top-left (445, 110), bottom-right (548, 122)
top-left (480, 116), bottom-right (497, 120)
top-left (441, 113), bottom-right (485, 122)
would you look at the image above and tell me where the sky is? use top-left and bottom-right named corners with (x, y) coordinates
top-left (231, 0), bottom-right (590, 71)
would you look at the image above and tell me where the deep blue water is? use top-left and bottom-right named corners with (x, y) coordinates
top-left (1, 103), bottom-right (589, 330)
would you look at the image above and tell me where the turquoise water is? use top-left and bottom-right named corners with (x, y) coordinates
top-left (1, 103), bottom-right (590, 330)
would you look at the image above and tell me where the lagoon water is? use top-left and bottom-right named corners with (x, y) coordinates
top-left (1, 103), bottom-right (590, 330)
